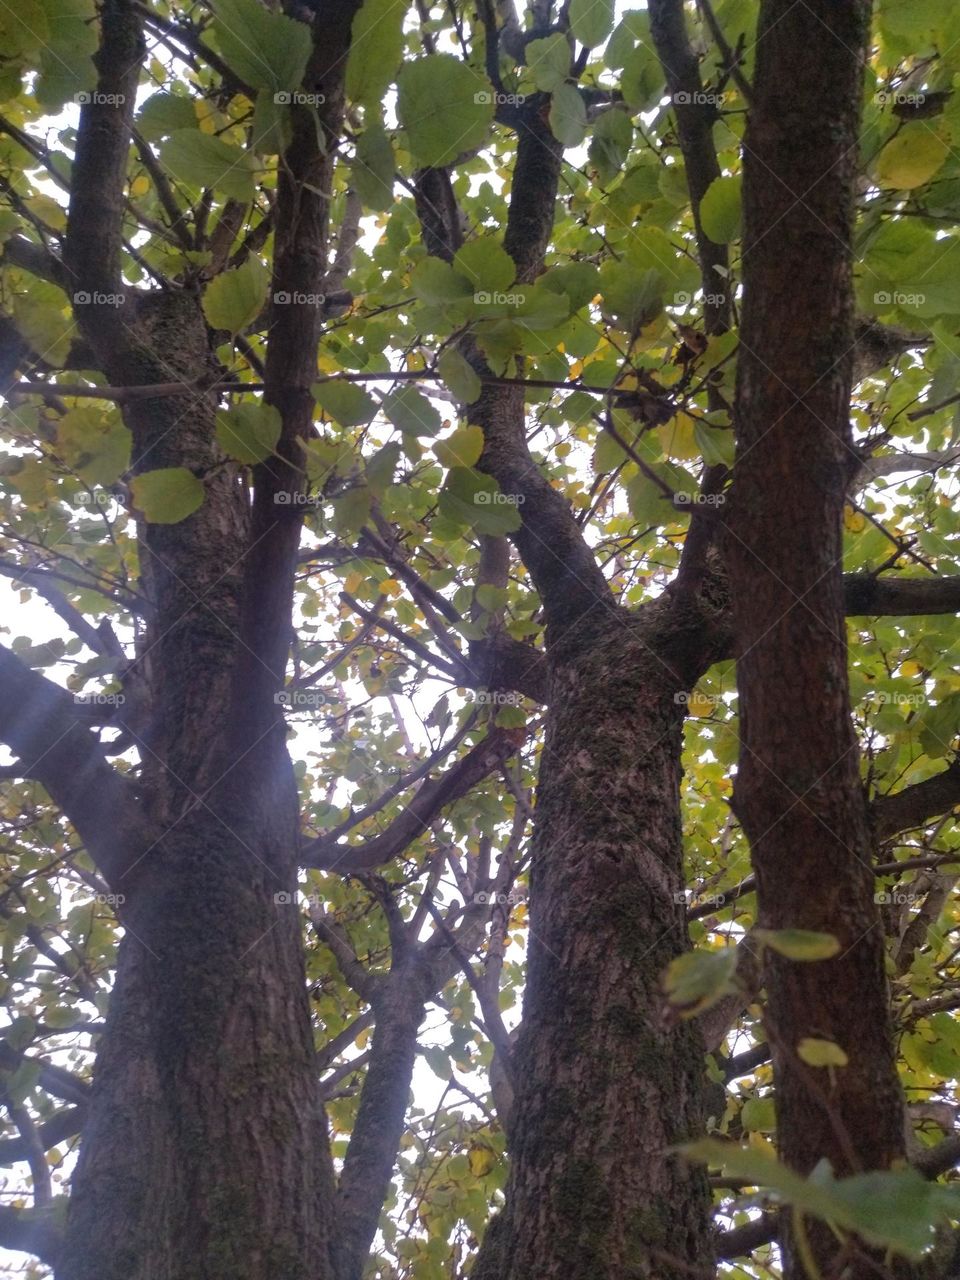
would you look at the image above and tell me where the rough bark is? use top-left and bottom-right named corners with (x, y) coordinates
top-left (727, 2), bottom-right (913, 1276)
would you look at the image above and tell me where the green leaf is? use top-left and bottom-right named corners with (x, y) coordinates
top-left (876, 127), bottom-right (950, 191)
top-left (437, 348), bottom-right (482, 403)
top-left (439, 467), bottom-right (523, 534)
top-left (381, 385), bottom-right (442, 436)
top-left (353, 120), bottom-right (395, 211)
top-left (570, 0), bottom-right (614, 48)
top-left (453, 238), bottom-right (516, 293)
top-left (435, 425), bottom-right (484, 468)
top-left (397, 55), bottom-right (494, 167)
top-left (212, 0), bottom-right (312, 92)
top-left (365, 441), bottom-right (401, 492)
top-left (312, 380), bottom-right (378, 427)
top-left (131, 468), bottom-right (205, 524)
top-left (662, 947), bottom-right (738, 1017)
top-left (754, 929), bottom-right (840, 961)
top-left (346, 0), bottom-right (407, 105)
top-left (549, 83), bottom-right (587, 148)
top-left (137, 93), bottom-right (198, 142)
top-left (57, 406), bottom-right (130, 486)
top-left (201, 256), bottom-right (269, 333)
top-left (215, 402), bottom-right (282, 463)
top-left (740, 1096), bottom-right (777, 1133)
top-left (797, 1037), bottom-right (849, 1068)
top-left (700, 175), bottom-right (742, 243)
top-left (252, 91), bottom-right (292, 156)
top-left (160, 129), bottom-right (257, 202)
top-left (600, 261), bottom-right (663, 332)
top-left (540, 261), bottom-right (600, 313)
top-left (588, 108), bottom-right (633, 184)
top-left (526, 33), bottom-right (570, 91)
top-left (411, 256), bottom-right (474, 306)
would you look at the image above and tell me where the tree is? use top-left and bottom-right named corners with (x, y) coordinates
top-left (1, 1), bottom-right (960, 1279)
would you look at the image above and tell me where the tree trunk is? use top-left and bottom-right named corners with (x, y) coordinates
top-left (728, 2), bottom-right (914, 1276)
top-left (476, 609), bottom-right (718, 1280)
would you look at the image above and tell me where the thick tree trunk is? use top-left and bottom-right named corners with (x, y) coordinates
top-left (58, 809), bottom-right (337, 1280)
top-left (728, 2), bottom-right (913, 1277)
top-left (476, 610), bottom-right (717, 1280)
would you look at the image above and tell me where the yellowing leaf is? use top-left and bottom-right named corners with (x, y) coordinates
top-left (876, 128), bottom-right (950, 191)
top-left (202, 256), bottom-right (269, 333)
top-left (844, 505), bottom-right (866, 532)
top-left (467, 1143), bottom-right (497, 1177)
top-left (900, 660), bottom-right (923, 678)
top-left (797, 1037), bottom-right (849, 1068)
top-left (435, 425), bottom-right (484, 469)
top-left (754, 929), bottom-right (840, 961)
top-left (658, 412), bottom-right (699, 461)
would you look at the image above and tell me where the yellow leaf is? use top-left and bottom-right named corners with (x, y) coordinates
top-left (797, 1037), bottom-right (848, 1068)
top-left (876, 127), bottom-right (950, 190)
top-left (900, 660), bottom-right (923, 678)
top-left (406, 351), bottom-right (426, 370)
top-left (658, 412), bottom-right (699, 461)
top-left (380, 578), bottom-right (401, 594)
top-left (130, 174), bottom-right (151, 199)
top-left (355, 1026), bottom-right (370, 1050)
top-left (467, 1143), bottom-right (497, 1177)
top-left (843, 505), bottom-right (865, 532)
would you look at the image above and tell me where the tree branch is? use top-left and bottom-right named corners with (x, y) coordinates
top-left (0, 645), bottom-right (151, 887)
top-left (302, 728), bottom-right (524, 873)
top-left (844, 574), bottom-right (960, 616)
top-left (872, 760), bottom-right (960, 842)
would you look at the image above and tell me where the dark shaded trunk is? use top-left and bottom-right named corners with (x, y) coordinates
top-left (475, 609), bottom-right (718, 1280)
top-left (727, 2), bottom-right (913, 1276)
top-left (58, 808), bottom-right (338, 1280)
